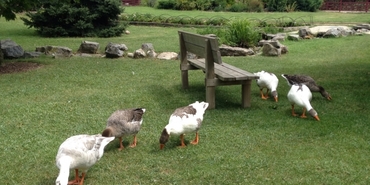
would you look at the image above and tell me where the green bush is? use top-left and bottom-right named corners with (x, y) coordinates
top-left (264, 0), bottom-right (288, 12)
top-left (227, 2), bottom-right (249, 12)
top-left (157, 0), bottom-right (177, 9)
top-left (21, 0), bottom-right (126, 37)
top-left (198, 19), bottom-right (261, 48)
top-left (225, 19), bottom-right (260, 48)
top-left (295, 0), bottom-right (323, 12)
top-left (263, 0), bottom-right (323, 12)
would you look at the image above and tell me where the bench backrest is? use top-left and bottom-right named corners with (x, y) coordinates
top-left (178, 31), bottom-right (222, 65)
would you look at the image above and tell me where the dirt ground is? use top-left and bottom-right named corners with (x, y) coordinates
top-left (0, 62), bottom-right (42, 74)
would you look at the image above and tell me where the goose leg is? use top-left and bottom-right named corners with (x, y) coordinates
top-left (130, 135), bottom-right (137, 148)
top-left (78, 172), bottom-right (86, 185)
top-left (68, 169), bottom-right (80, 185)
top-left (291, 105), bottom-right (298, 117)
top-left (300, 108), bottom-right (307, 118)
top-left (265, 89), bottom-right (270, 99)
top-left (118, 137), bottom-right (124, 151)
top-left (260, 89), bottom-right (268, 100)
top-left (190, 132), bottom-right (199, 145)
top-left (179, 134), bottom-right (186, 148)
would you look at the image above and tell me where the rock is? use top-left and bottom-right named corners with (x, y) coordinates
top-left (132, 43), bottom-right (157, 58)
top-left (36, 46), bottom-right (73, 57)
top-left (77, 41), bottom-right (99, 54)
top-left (1, 39), bottom-right (24, 59)
top-left (219, 45), bottom-right (254, 56)
top-left (24, 51), bottom-right (43, 58)
top-left (157, 52), bottom-right (178, 60)
top-left (298, 28), bottom-right (313, 38)
top-left (133, 49), bottom-right (146, 58)
top-left (104, 42), bottom-right (127, 58)
top-left (141, 43), bottom-right (154, 53)
top-left (287, 34), bottom-right (301, 41)
top-left (262, 43), bottom-right (281, 56)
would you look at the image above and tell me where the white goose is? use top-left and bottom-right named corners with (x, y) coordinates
top-left (287, 84), bottom-right (320, 121)
top-left (159, 101), bottom-right (209, 150)
top-left (254, 70), bottom-right (279, 102)
top-left (55, 134), bottom-right (115, 185)
top-left (102, 108), bottom-right (146, 151)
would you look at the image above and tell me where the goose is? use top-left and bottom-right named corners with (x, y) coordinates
top-left (55, 134), bottom-right (115, 185)
top-left (254, 70), bottom-right (279, 102)
top-left (281, 74), bottom-right (332, 100)
top-left (102, 108), bottom-right (146, 151)
top-left (287, 84), bottom-right (320, 121)
top-left (159, 101), bottom-right (209, 150)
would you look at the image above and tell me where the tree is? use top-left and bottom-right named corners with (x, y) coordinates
top-left (0, 0), bottom-right (40, 21)
top-left (20, 0), bottom-right (127, 37)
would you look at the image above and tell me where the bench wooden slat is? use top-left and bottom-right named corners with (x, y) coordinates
top-left (188, 59), bottom-right (258, 81)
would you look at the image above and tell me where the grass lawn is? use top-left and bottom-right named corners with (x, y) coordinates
top-left (1, 10), bottom-right (370, 184)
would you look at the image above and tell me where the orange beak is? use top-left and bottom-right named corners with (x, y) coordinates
top-left (274, 97), bottom-right (278, 102)
top-left (160, 144), bottom-right (165, 150)
top-left (314, 115), bottom-right (320, 121)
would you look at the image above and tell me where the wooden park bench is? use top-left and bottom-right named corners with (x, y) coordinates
top-left (178, 30), bottom-right (259, 109)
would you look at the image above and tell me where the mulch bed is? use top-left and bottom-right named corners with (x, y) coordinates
top-left (0, 62), bottom-right (42, 74)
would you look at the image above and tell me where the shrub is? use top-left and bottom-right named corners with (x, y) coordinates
top-left (265, 0), bottom-right (288, 12)
top-left (225, 19), bottom-right (260, 48)
top-left (247, 0), bottom-right (265, 12)
top-left (175, 0), bottom-right (197, 10)
top-left (21, 0), bottom-right (126, 37)
top-left (157, 0), bottom-right (177, 9)
top-left (227, 2), bottom-right (249, 12)
top-left (294, 0), bottom-right (323, 12)
top-left (285, 1), bottom-right (297, 12)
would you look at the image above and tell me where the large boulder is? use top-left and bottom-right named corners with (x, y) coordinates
top-left (105, 42), bottom-right (128, 58)
top-left (1, 39), bottom-right (24, 59)
top-left (36, 46), bottom-right (73, 57)
top-left (219, 45), bottom-right (254, 56)
top-left (77, 41), bottom-right (99, 54)
top-left (133, 43), bottom-right (157, 58)
top-left (157, 52), bottom-right (178, 60)
top-left (262, 43), bottom-right (281, 56)
top-left (259, 40), bottom-right (288, 55)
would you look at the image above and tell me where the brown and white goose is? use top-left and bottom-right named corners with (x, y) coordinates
top-left (102, 108), bottom-right (146, 151)
top-left (281, 74), bottom-right (332, 100)
top-left (159, 101), bottom-right (209, 150)
top-left (287, 84), bottom-right (320, 121)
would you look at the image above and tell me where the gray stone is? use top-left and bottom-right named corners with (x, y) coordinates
top-left (1, 39), bottom-right (24, 59)
top-left (77, 41), bottom-right (100, 54)
top-left (24, 51), bottom-right (43, 58)
top-left (219, 45), bottom-right (254, 56)
top-left (287, 34), bottom-right (301, 41)
top-left (133, 49), bottom-right (146, 58)
top-left (298, 28), bottom-right (313, 38)
top-left (104, 42), bottom-right (127, 58)
top-left (157, 52), bottom-right (178, 60)
top-left (36, 46), bottom-right (73, 57)
top-left (262, 43), bottom-right (281, 56)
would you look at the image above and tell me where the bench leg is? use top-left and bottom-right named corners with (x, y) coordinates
top-left (241, 80), bottom-right (252, 108)
top-left (205, 79), bottom-right (216, 109)
top-left (181, 70), bottom-right (189, 89)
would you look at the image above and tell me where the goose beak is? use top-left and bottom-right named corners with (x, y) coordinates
top-left (274, 97), bottom-right (278, 102)
top-left (160, 144), bottom-right (165, 150)
top-left (327, 96), bottom-right (332, 101)
top-left (314, 115), bottom-right (320, 121)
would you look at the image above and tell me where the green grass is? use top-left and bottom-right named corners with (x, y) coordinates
top-left (1, 12), bottom-right (370, 184)
top-left (123, 6), bottom-right (370, 25)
